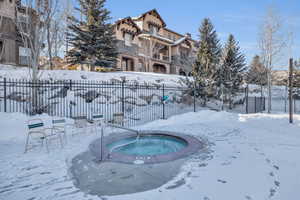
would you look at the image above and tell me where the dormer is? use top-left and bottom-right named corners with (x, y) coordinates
top-left (133, 9), bottom-right (166, 34)
top-left (115, 17), bottom-right (141, 46)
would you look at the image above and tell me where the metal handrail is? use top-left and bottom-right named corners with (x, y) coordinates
top-left (106, 123), bottom-right (141, 158)
top-left (108, 134), bottom-right (140, 157)
top-left (106, 123), bottom-right (140, 136)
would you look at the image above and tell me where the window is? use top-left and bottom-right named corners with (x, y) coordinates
top-left (17, 13), bottom-right (28, 24)
top-left (19, 46), bottom-right (30, 65)
top-left (124, 33), bottom-right (132, 46)
top-left (149, 25), bottom-right (158, 35)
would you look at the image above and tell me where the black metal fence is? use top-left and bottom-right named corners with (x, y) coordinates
top-left (0, 78), bottom-right (201, 127)
top-left (245, 96), bottom-right (266, 114)
top-left (0, 78), bottom-right (270, 126)
top-left (244, 85), bottom-right (266, 114)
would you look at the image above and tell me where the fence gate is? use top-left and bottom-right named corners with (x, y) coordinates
top-left (246, 96), bottom-right (266, 114)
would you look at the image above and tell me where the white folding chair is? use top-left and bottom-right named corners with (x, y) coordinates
top-left (25, 119), bottom-right (63, 153)
top-left (70, 116), bottom-right (90, 135)
top-left (112, 112), bottom-right (125, 125)
top-left (52, 118), bottom-right (68, 144)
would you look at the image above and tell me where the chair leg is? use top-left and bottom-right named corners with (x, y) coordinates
top-left (24, 134), bottom-right (30, 154)
top-left (58, 134), bottom-right (64, 149)
top-left (45, 138), bottom-right (49, 153)
top-left (63, 131), bottom-right (68, 144)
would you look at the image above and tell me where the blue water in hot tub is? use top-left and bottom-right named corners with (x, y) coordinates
top-left (107, 135), bottom-right (188, 156)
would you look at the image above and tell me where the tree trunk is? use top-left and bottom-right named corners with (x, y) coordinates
top-left (267, 70), bottom-right (272, 113)
top-left (47, 23), bottom-right (53, 70)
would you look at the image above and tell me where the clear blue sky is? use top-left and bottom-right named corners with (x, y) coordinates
top-left (74, 0), bottom-right (300, 68)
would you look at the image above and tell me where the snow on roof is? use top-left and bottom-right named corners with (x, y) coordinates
top-left (172, 36), bottom-right (188, 46)
top-left (139, 33), bottom-right (175, 44)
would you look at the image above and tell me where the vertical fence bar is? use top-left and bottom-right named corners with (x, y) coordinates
top-left (121, 80), bottom-right (125, 114)
top-left (245, 85), bottom-right (249, 114)
top-left (294, 98), bottom-right (296, 113)
top-left (69, 80), bottom-right (72, 118)
top-left (193, 83), bottom-right (196, 112)
top-left (121, 80), bottom-right (125, 126)
top-left (4, 78), bottom-right (7, 112)
top-left (254, 96), bottom-right (257, 113)
top-left (162, 84), bottom-right (165, 119)
top-left (289, 58), bottom-right (294, 123)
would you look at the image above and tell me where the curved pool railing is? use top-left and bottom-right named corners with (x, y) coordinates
top-left (108, 134), bottom-right (140, 158)
top-left (105, 123), bottom-right (141, 158)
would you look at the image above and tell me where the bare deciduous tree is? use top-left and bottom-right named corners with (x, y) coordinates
top-left (0, 15), bottom-right (4, 62)
top-left (15, 0), bottom-right (50, 81)
top-left (15, 0), bottom-right (51, 114)
top-left (44, 0), bottom-right (59, 70)
top-left (259, 6), bottom-right (287, 113)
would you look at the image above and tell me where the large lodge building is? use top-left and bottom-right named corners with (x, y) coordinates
top-left (0, 0), bottom-right (32, 66)
top-left (0, 2), bottom-right (197, 75)
top-left (114, 9), bottom-right (197, 75)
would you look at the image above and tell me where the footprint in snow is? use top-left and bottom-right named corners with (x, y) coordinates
top-left (269, 188), bottom-right (276, 198)
top-left (274, 181), bottom-right (280, 187)
top-left (273, 165), bottom-right (279, 170)
top-left (245, 195), bottom-right (252, 200)
top-left (199, 163), bottom-right (208, 167)
top-left (217, 179), bottom-right (227, 184)
top-left (221, 161), bottom-right (231, 166)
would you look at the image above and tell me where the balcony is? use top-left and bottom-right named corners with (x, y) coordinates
top-left (153, 54), bottom-right (170, 62)
top-left (116, 40), bottom-right (139, 57)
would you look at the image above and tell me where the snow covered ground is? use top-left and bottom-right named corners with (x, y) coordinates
top-left (1, 110), bottom-right (300, 200)
top-left (0, 65), bottom-right (188, 87)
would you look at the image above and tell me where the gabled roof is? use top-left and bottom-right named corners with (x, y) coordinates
top-left (172, 37), bottom-right (192, 47)
top-left (115, 17), bottom-right (141, 34)
top-left (134, 9), bottom-right (166, 27)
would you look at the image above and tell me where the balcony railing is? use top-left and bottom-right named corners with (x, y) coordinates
top-left (153, 54), bottom-right (170, 62)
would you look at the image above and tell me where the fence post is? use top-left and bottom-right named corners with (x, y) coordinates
top-left (69, 80), bottom-right (72, 118)
top-left (162, 84), bottom-right (165, 120)
top-left (193, 83), bottom-right (196, 112)
top-left (289, 58), bottom-right (294, 123)
top-left (121, 80), bottom-right (125, 116)
top-left (254, 96), bottom-right (257, 113)
top-left (4, 78), bottom-right (7, 112)
top-left (245, 85), bottom-right (249, 114)
top-left (294, 98), bottom-right (296, 113)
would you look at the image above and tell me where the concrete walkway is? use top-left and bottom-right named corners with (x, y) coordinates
top-left (70, 150), bottom-right (187, 196)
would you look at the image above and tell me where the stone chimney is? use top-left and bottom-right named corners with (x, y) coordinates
top-left (185, 33), bottom-right (192, 39)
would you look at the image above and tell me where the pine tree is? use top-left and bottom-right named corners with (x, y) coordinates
top-left (246, 55), bottom-right (268, 86)
top-left (67, 0), bottom-right (117, 70)
top-left (193, 18), bottom-right (221, 104)
top-left (219, 34), bottom-right (246, 108)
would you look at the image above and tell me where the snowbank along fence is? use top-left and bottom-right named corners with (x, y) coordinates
top-left (0, 78), bottom-right (203, 127)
